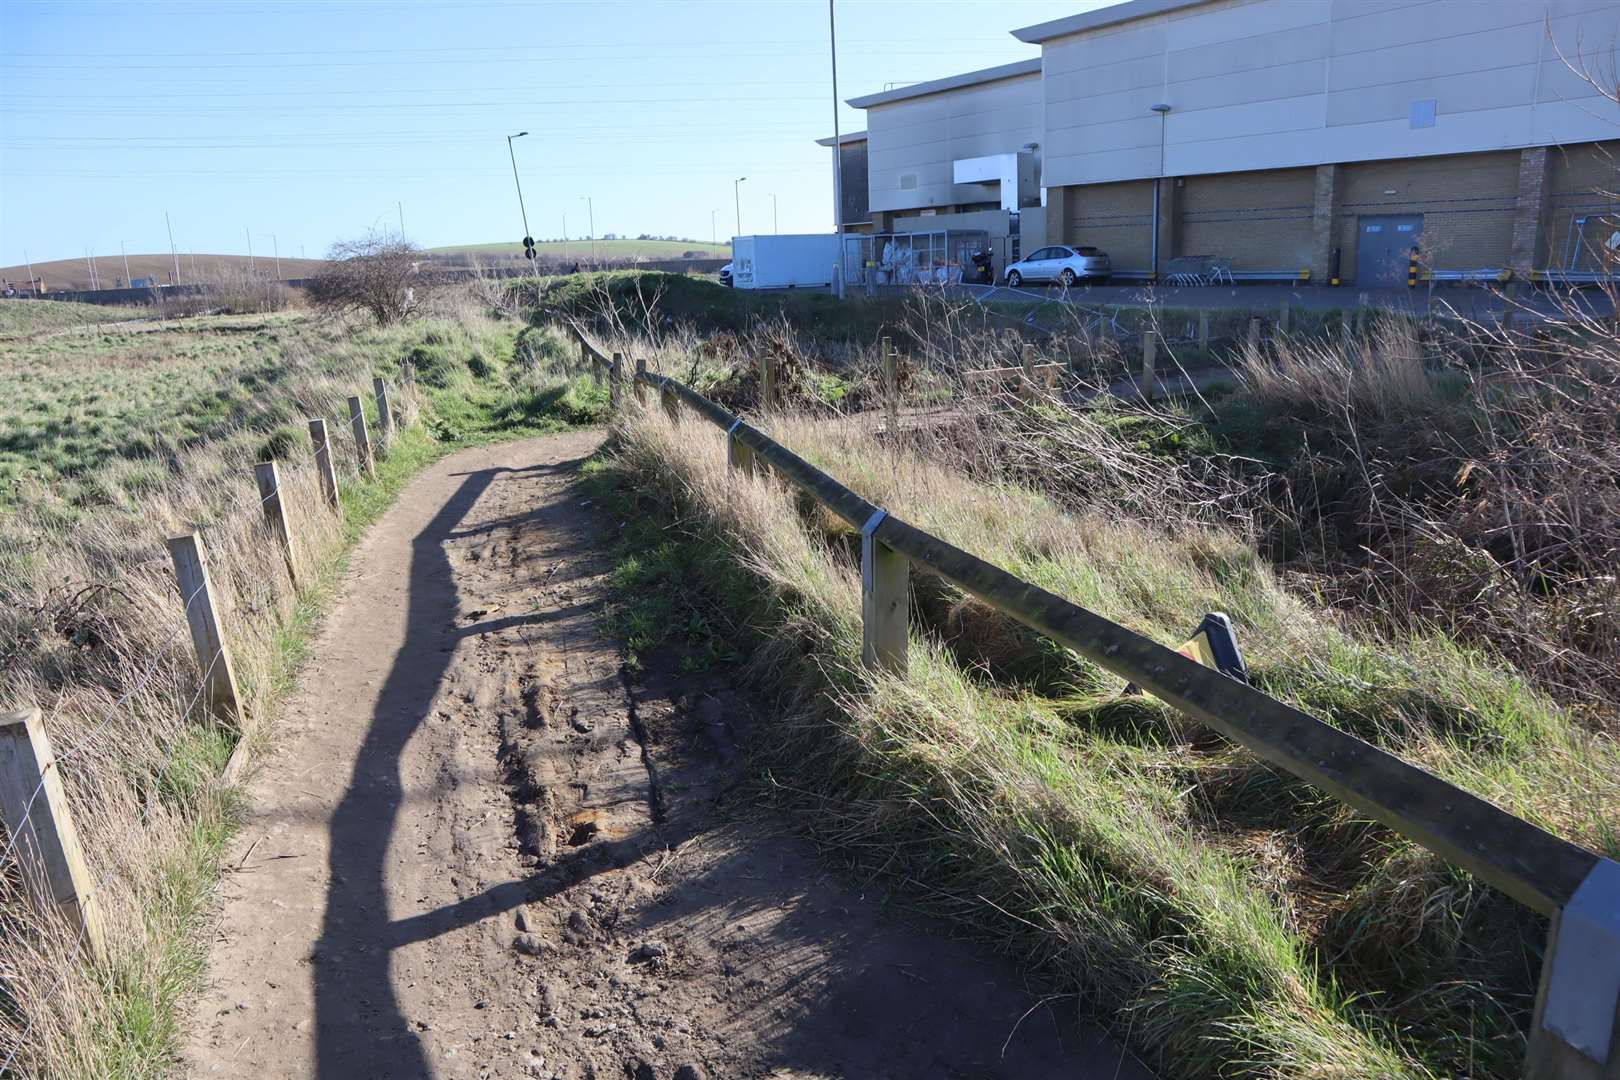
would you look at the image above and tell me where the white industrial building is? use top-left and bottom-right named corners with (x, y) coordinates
top-left (835, 0), bottom-right (1620, 287)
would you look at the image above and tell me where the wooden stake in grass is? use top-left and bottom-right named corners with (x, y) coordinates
top-left (1278, 300), bottom-right (1292, 335)
top-left (881, 336), bottom-right (899, 435)
top-left (609, 352), bottom-right (623, 409)
top-left (759, 353), bottom-right (776, 414)
top-left (167, 531), bottom-right (244, 728)
top-left (634, 355), bottom-right (648, 403)
top-left (1141, 330), bottom-right (1157, 390)
top-left (0, 708), bottom-right (107, 963)
top-left (372, 377), bottom-right (394, 448)
top-left (308, 418), bottom-right (340, 511)
top-left (1247, 316), bottom-right (1262, 353)
top-left (1019, 343), bottom-right (1036, 403)
top-left (347, 396), bottom-right (375, 479)
top-left (253, 461), bottom-right (301, 587)
top-left (1198, 308), bottom-right (1210, 350)
top-left (860, 511), bottom-right (909, 675)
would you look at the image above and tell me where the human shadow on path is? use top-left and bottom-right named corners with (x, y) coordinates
top-left (311, 464), bottom-right (579, 1079)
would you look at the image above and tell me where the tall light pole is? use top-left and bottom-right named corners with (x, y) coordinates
top-left (506, 131), bottom-right (532, 251)
top-left (734, 176), bottom-right (747, 239)
top-left (271, 234), bottom-right (281, 280)
top-left (828, 0), bottom-right (845, 295)
top-left (1150, 103), bottom-right (1171, 283)
top-left (165, 212), bottom-right (180, 285)
top-left (120, 240), bottom-right (131, 287)
top-left (771, 193), bottom-right (779, 235)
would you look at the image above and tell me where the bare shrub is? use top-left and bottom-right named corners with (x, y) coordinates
top-left (308, 231), bottom-right (420, 325)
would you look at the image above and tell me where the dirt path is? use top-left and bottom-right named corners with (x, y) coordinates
top-left (183, 432), bottom-right (1148, 1080)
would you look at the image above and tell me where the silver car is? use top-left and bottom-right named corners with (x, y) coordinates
top-left (1004, 245), bottom-right (1111, 287)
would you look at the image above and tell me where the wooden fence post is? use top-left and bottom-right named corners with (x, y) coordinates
top-left (308, 419), bottom-right (340, 511)
top-left (726, 419), bottom-right (756, 477)
top-left (1524, 859), bottom-right (1620, 1080)
top-left (881, 336), bottom-right (899, 434)
top-left (372, 377), bottom-right (395, 447)
top-left (659, 377), bottom-right (681, 423)
top-left (1247, 317), bottom-right (1262, 353)
top-left (1141, 331), bottom-right (1158, 389)
top-left (1278, 301), bottom-right (1292, 335)
top-left (167, 532), bottom-right (244, 727)
top-left (0, 708), bottom-right (107, 963)
top-left (634, 356), bottom-right (647, 402)
top-left (1019, 343), bottom-right (1037, 402)
top-left (759, 354), bottom-right (776, 413)
top-left (861, 511), bottom-right (908, 674)
top-left (347, 396), bottom-right (375, 479)
top-left (609, 352), bottom-right (623, 409)
top-left (253, 461), bottom-right (301, 587)
top-left (1198, 308), bottom-right (1210, 350)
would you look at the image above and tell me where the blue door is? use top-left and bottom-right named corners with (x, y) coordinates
top-left (1356, 215), bottom-right (1423, 286)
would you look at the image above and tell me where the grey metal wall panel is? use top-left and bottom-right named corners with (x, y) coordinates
top-left (1036, 0), bottom-right (1620, 189)
top-left (864, 73), bottom-right (1042, 213)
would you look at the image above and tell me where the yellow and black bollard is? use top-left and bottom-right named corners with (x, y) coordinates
top-left (1407, 245), bottom-right (1419, 289)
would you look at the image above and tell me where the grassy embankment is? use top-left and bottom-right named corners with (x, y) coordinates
top-left (569, 306), bottom-right (1619, 1079)
top-left (0, 300), bottom-right (606, 1077)
top-left (0, 298), bottom-right (152, 341)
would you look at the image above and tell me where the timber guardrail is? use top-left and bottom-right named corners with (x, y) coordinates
top-left (566, 324), bottom-right (1620, 1079)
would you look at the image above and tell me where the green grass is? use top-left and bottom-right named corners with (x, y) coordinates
top-left (588, 403), bottom-right (1618, 1080)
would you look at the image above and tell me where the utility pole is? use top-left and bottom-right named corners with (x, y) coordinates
top-left (271, 234), bottom-right (281, 280)
top-left (506, 132), bottom-right (532, 249)
top-left (734, 176), bottom-right (747, 239)
top-left (245, 227), bottom-right (255, 275)
top-left (84, 248), bottom-right (97, 290)
top-left (581, 196), bottom-right (595, 261)
top-left (397, 201), bottom-right (406, 240)
top-left (120, 240), bottom-right (131, 287)
top-left (711, 209), bottom-right (717, 246)
top-left (827, 0), bottom-right (845, 296)
top-left (166, 211), bottom-right (180, 285)
top-left (772, 193), bottom-right (779, 234)
top-left (563, 212), bottom-right (569, 258)
top-left (24, 250), bottom-right (35, 295)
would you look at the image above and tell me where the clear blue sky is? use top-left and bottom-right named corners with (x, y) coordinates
top-left (0, 0), bottom-right (1107, 266)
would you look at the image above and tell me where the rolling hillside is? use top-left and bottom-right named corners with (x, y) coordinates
top-left (428, 238), bottom-right (730, 262)
top-left (0, 253), bottom-right (326, 293)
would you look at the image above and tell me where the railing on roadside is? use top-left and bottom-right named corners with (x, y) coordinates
top-left (566, 323), bottom-right (1620, 1080)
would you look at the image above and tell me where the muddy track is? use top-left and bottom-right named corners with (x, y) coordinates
top-left (184, 431), bottom-right (1147, 1080)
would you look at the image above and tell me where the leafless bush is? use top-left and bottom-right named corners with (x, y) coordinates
top-left (308, 231), bottom-right (420, 325)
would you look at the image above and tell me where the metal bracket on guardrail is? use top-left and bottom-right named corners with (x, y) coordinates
top-left (1530, 857), bottom-right (1620, 1076)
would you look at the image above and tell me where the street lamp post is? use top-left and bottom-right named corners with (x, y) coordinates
top-left (827, 0), bottom-right (845, 295)
top-left (506, 131), bottom-right (532, 259)
top-left (1150, 103), bottom-right (1171, 282)
top-left (734, 176), bottom-right (747, 239)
